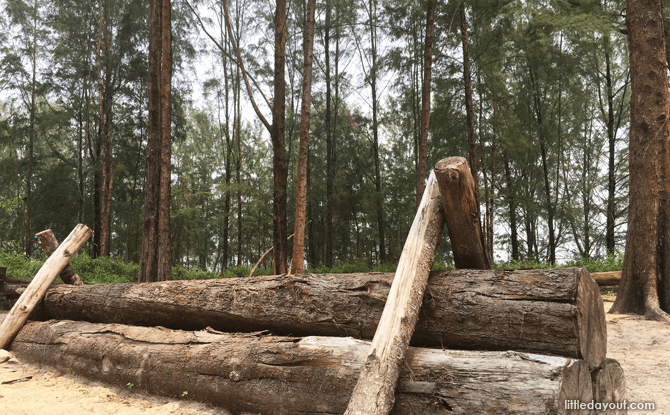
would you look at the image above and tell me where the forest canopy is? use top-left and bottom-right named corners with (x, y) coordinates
top-left (0, 0), bottom-right (640, 272)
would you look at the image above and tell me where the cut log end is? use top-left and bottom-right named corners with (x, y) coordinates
top-left (576, 268), bottom-right (607, 370)
top-left (433, 157), bottom-right (489, 269)
top-left (590, 359), bottom-right (627, 415)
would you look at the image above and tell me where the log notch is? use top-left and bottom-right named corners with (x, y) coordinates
top-left (434, 156), bottom-right (489, 269)
top-left (590, 359), bottom-right (627, 415)
top-left (37, 267), bottom-right (607, 368)
top-left (591, 271), bottom-right (621, 286)
top-left (36, 229), bottom-right (83, 285)
top-left (11, 319), bottom-right (593, 415)
top-left (0, 224), bottom-right (91, 349)
top-left (345, 170), bottom-right (445, 414)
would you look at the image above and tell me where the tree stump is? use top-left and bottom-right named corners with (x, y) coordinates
top-left (434, 156), bottom-right (489, 269)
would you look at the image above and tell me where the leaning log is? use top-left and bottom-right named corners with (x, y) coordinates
top-left (345, 170), bottom-right (444, 414)
top-left (591, 271), bottom-right (621, 286)
top-left (36, 267), bottom-right (606, 369)
top-left (434, 157), bottom-right (489, 269)
top-left (11, 319), bottom-right (593, 415)
top-left (36, 229), bottom-right (83, 285)
top-left (0, 224), bottom-right (92, 350)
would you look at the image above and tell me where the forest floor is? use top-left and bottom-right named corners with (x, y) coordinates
top-left (0, 295), bottom-right (668, 414)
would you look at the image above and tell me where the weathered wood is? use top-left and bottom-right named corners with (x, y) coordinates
top-left (591, 271), bottom-right (621, 286)
top-left (345, 171), bottom-right (444, 415)
top-left (0, 224), bottom-right (91, 350)
top-left (434, 157), bottom-right (489, 269)
top-left (590, 359), bottom-right (627, 414)
top-left (11, 319), bottom-right (593, 415)
top-left (36, 229), bottom-right (83, 285)
top-left (37, 267), bottom-right (607, 368)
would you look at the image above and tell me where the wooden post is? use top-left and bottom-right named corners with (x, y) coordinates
top-left (434, 156), bottom-right (489, 269)
top-left (344, 171), bottom-right (444, 415)
top-left (0, 224), bottom-right (91, 349)
top-left (36, 229), bottom-right (83, 285)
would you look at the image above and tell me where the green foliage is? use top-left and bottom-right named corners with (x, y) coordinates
top-left (495, 253), bottom-right (623, 273)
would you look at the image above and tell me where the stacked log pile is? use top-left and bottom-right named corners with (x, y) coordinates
top-left (10, 268), bottom-right (624, 414)
top-left (3, 160), bottom-right (626, 414)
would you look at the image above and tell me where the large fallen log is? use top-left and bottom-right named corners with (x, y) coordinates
top-left (10, 319), bottom-right (593, 415)
top-left (36, 267), bottom-right (606, 369)
top-left (591, 271), bottom-right (621, 286)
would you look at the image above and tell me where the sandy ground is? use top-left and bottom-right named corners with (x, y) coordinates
top-left (601, 294), bottom-right (670, 414)
top-left (1, 295), bottom-right (669, 414)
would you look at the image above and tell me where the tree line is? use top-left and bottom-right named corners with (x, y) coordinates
top-left (0, 0), bottom-right (635, 274)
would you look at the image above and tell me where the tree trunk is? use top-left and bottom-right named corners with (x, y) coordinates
top-left (504, 156), bottom-right (520, 260)
top-left (369, 0), bottom-right (385, 263)
top-left (434, 157), bottom-right (489, 269)
top-left (11, 320), bottom-right (594, 415)
top-left (459, 1), bottom-right (479, 199)
top-left (325, 0), bottom-right (334, 268)
top-left (36, 230), bottom-right (83, 285)
top-left (25, 4), bottom-right (37, 258)
top-left (36, 267), bottom-right (606, 369)
top-left (416, 0), bottom-right (435, 209)
top-left (271, 0), bottom-right (288, 275)
top-left (610, 0), bottom-right (670, 321)
top-left (344, 171), bottom-right (443, 414)
top-left (604, 35), bottom-right (617, 255)
top-left (289, 0), bottom-right (317, 275)
top-left (0, 224), bottom-right (92, 350)
top-left (158, 0), bottom-right (172, 280)
top-left (139, 0), bottom-right (171, 282)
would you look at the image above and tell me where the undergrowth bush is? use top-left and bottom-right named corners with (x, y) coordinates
top-left (0, 248), bottom-right (623, 285)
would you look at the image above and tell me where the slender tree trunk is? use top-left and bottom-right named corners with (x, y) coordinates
top-left (25, 5), bottom-right (37, 257)
top-left (610, 0), bottom-right (670, 321)
top-left (139, 0), bottom-right (166, 282)
top-left (157, 0), bottom-right (172, 279)
top-left (289, 0), bottom-right (317, 275)
top-left (417, 0), bottom-right (435, 208)
top-left (272, 0), bottom-right (288, 274)
top-left (459, 1), bottom-right (478, 198)
top-left (221, 38), bottom-right (231, 271)
top-left (504, 157), bottom-right (519, 261)
top-left (604, 35), bottom-right (617, 254)
top-left (369, 0), bottom-right (385, 263)
top-left (236, 81), bottom-right (242, 266)
top-left (325, 0), bottom-right (334, 268)
top-left (97, 0), bottom-right (109, 257)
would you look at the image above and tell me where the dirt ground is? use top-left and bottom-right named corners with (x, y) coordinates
top-left (1, 295), bottom-right (669, 414)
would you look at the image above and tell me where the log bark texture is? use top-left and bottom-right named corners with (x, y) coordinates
top-left (0, 224), bottom-right (91, 349)
top-left (590, 359), bottom-right (627, 415)
top-left (36, 229), bottom-right (83, 285)
top-left (11, 319), bottom-right (593, 415)
top-left (36, 267), bottom-right (606, 369)
top-left (434, 157), bottom-right (489, 269)
top-left (345, 170), bottom-right (444, 414)
top-left (591, 271), bottom-right (621, 286)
